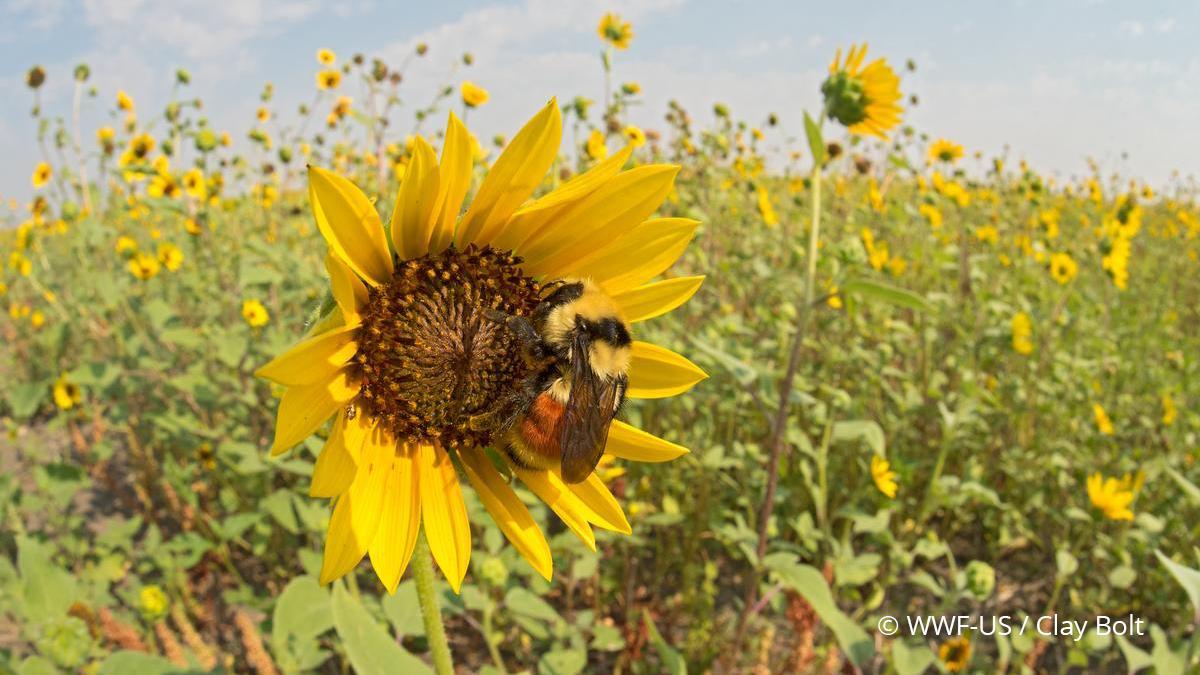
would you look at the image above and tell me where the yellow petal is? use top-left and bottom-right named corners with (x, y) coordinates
top-left (418, 444), bottom-right (471, 593)
top-left (429, 112), bottom-right (473, 254)
top-left (612, 276), bottom-right (704, 323)
top-left (458, 99), bottom-right (562, 246)
top-left (627, 341), bottom-right (707, 399)
top-left (310, 411), bottom-right (371, 498)
top-left (492, 145), bottom-right (634, 252)
top-left (326, 252), bottom-right (367, 323)
top-left (605, 421), bottom-right (690, 462)
top-left (568, 472), bottom-right (631, 534)
top-left (519, 165), bottom-right (680, 277)
top-left (390, 137), bottom-right (441, 260)
top-left (460, 449), bottom-right (552, 581)
top-left (515, 468), bottom-right (596, 551)
top-left (319, 426), bottom-right (393, 584)
top-left (269, 370), bottom-right (359, 456)
top-left (579, 218), bottom-right (699, 295)
top-left (369, 443), bottom-right (421, 593)
top-left (308, 166), bottom-right (393, 285)
top-left (255, 324), bottom-right (358, 386)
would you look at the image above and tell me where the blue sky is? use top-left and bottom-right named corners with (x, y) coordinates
top-left (1, 0), bottom-right (1198, 204)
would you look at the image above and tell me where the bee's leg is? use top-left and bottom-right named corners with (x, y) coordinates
top-left (484, 310), bottom-right (556, 365)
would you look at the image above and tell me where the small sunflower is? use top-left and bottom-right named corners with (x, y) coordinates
top-left (31, 162), bottom-right (52, 189)
top-left (1086, 471), bottom-right (1142, 521)
top-left (116, 90), bottom-right (135, 111)
top-left (157, 243), bottom-right (184, 272)
top-left (822, 43), bottom-right (903, 140)
top-left (460, 81), bottom-right (489, 108)
top-left (1011, 312), bottom-right (1034, 355)
top-left (317, 69), bottom-right (342, 90)
top-left (53, 374), bottom-right (81, 410)
top-left (928, 138), bottom-right (963, 164)
top-left (317, 48), bottom-right (337, 66)
top-left (597, 12), bottom-right (634, 50)
top-left (1093, 403), bottom-right (1115, 436)
top-left (938, 637), bottom-right (971, 672)
top-left (256, 100), bottom-right (705, 592)
top-left (128, 253), bottom-right (160, 281)
top-left (1048, 252), bottom-right (1077, 285)
top-left (585, 129), bottom-right (608, 161)
top-left (870, 455), bottom-right (897, 498)
top-left (243, 300), bottom-right (270, 327)
top-left (623, 125), bottom-right (646, 148)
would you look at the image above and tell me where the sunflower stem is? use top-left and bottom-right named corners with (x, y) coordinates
top-left (413, 533), bottom-right (455, 675)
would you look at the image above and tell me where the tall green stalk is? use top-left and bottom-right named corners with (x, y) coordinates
top-left (412, 533), bottom-right (454, 675)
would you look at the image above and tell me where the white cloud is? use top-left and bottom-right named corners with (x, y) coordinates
top-left (1118, 20), bottom-right (1145, 37)
top-left (1155, 17), bottom-right (1176, 33)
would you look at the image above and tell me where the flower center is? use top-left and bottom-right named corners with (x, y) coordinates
top-left (353, 244), bottom-right (541, 448)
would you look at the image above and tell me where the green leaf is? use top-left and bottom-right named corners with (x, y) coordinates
top-left (768, 557), bottom-right (874, 667)
top-left (505, 587), bottom-right (560, 623)
top-left (831, 419), bottom-right (885, 456)
top-left (803, 111), bottom-right (825, 166)
top-left (890, 639), bottom-right (935, 675)
top-left (19, 536), bottom-right (77, 623)
top-left (8, 381), bottom-right (46, 420)
top-left (841, 278), bottom-right (932, 313)
top-left (382, 582), bottom-right (426, 637)
top-left (1156, 550), bottom-right (1200, 621)
top-left (96, 651), bottom-right (180, 675)
top-left (540, 648), bottom-right (588, 675)
top-left (272, 576), bottom-right (333, 642)
top-left (643, 610), bottom-right (687, 675)
top-left (331, 583), bottom-right (432, 675)
top-left (1167, 468), bottom-right (1200, 506)
top-left (1115, 633), bottom-right (1153, 673)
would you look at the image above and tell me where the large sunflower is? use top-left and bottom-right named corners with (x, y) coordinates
top-left (822, 43), bottom-right (903, 140)
top-left (256, 100), bottom-right (706, 592)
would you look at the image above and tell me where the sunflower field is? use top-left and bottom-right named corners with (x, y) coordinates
top-left (3, 13), bottom-right (1200, 675)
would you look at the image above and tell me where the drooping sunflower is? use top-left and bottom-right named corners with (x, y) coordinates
top-left (822, 43), bottom-right (903, 140)
top-left (257, 100), bottom-right (705, 592)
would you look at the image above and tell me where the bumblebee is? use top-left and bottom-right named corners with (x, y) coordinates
top-left (474, 279), bottom-right (631, 483)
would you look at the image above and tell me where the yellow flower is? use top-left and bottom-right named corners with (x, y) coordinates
top-left (257, 107), bottom-right (270, 123)
top-left (586, 129), bottom-right (608, 161)
top-left (1162, 393), bottom-right (1178, 426)
top-left (138, 585), bottom-right (168, 620)
top-left (183, 169), bottom-right (207, 200)
top-left (870, 456), bottom-right (897, 498)
top-left (116, 235), bottom-right (138, 254)
top-left (460, 81), bottom-right (489, 108)
top-left (919, 202), bottom-right (943, 229)
top-left (317, 69), bottom-right (342, 90)
top-left (860, 228), bottom-right (889, 270)
top-left (1093, 403), bottom-right (1114, 436)
top-left (1087, 472), bottom-right (1141, 521)
top-left (255, 101), bottom-right (703, 592)
top-left (128, 252), bottom-right (160, 280)
top-left (938, 637), bottom-right (971, 672)
top-left (823, 43), bottom-right (903, 140)
top-left (30, 310), bottom-right (45, 328)
top-left (31, 162), bottom-right (52, 189)
top-left (1011, 312), bottom-right (1034, 355)
top-left (116, 90), bottom-right (135, 111)
top-left (157, 243), bottom-right (184, 272)
top-left (756, 186), bottom-right (778, 227)
top-left (623, 125), bottom-right (646, 147)
top-left (53, 374), bottom-right (81, 410)
top-left (242, 299), bottom-right (270, 327)
top-left (887, 255), bottom-right (907, 277)
top-left (928, 138), bottom-right (964, 164)
top-left (317, 48), bottom-right (336, 65)
top-left (1048, 252), bottom-right (1078, 285)
top-left (597, 12), bottom-right (634, 50)
top-left (975, 225), bottom-right (999, 244)
top-left (147, 173), bottom-right (181, 200)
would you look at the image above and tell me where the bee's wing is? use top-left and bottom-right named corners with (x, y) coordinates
top-left (559, 330), bottom-right (620, 483)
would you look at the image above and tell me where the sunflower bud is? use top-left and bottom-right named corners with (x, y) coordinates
top-left (416, 43), bottom-right (428, 56)
top-left (26, 66), bottom-right (46, 90)
top-left (821, 71), bottom-right (867, 127)
top-left (176, 68), bottom-right (191, 85)
top-left (195, 129), bottom-right (217, 153)
top-left (963, 560), bottom-right (995, 600)
top-left (73, 64), bottom-right (90, 82)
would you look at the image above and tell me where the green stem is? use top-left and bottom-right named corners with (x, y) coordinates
top-left (918, 432), bottom-right (952, 525)
top-left (413, 533), bottom-right (454, 675)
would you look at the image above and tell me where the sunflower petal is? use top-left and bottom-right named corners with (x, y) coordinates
top-left (458, 99), bottom-right (562, 246)
top-left (461, 449), bottom-right (552, 581)
top-left (369, 443), bottom-right (421, 593)
top-left (515, 468), bottom-right (596, 551)
top-left (519, 165), bottom-right (680, 277)
top-left (319, 426), bottom-right (393, 584)
top-left (391, 137), bottom-right (441, 260)
top-left (310, 411), bottom-right (367, 498)
top-left (572, 218), bottom-right (699, 295)
top-left (418, 444), bottom-right (471, 593)
top-left (492, 145), bottom-right (634, 252)
top-left (627, 341), bottom-right (707, 399)
top-left (429, 112), bottom-right (473, 253)
top-left (612, 276), bottom-right (704, 323)
top-left (255, 324), bottom-right (358, 386)
top-left (309, 166), bottom-right (393, 285)
top-left (326, 252), bottom-right (367, 323)
top-left (269, 370), bottom-right (359, 456)
top-left (606, 421), bottom-right (690, 462)
top-left (568, 472), bottom-right (631, 534)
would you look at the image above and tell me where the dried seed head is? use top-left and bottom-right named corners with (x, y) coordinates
top-left (354, 244), bottom-right (540, 448)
